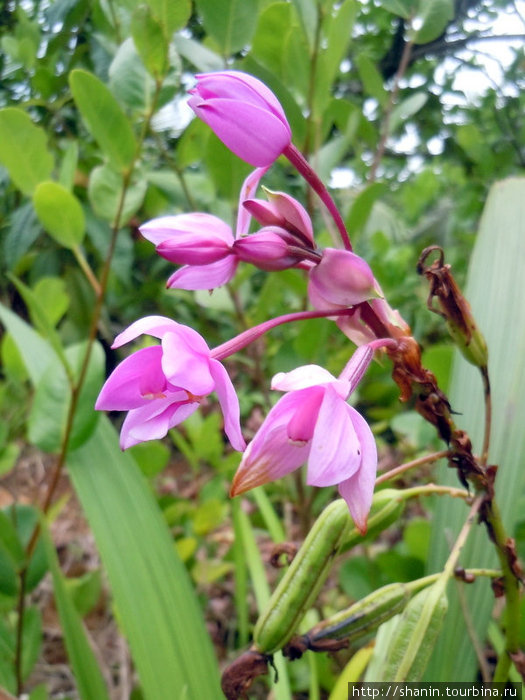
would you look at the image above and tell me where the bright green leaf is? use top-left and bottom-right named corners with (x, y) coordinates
top-left (0, 108), bottom-right (53, 195)
top-left (131, 6), bottom-right (168, 78)
top-left (88, 164), bottom-right (147, 225)
top-left (32, 277), bottom-right (69, 327)
top-left (345, 182), bottom-right (388, 238)
top-left (65, 569), bottom-right (103, 617)
top-left (67, 417), bottom-right (223, 699)
top-left (381, 0), bottom-right (417, 18)
top-left (109, 39), bottom-right (156, 112)
top-left (69, 69), bottom-right (137, 172)
top-left (58, 141), bottom-right (79, 191)
top-left (33, 181), bottom-right (85, 248)
top-left (128, 441), bottom-right (170, 478)
top-left (389, 92), bottom-right (428, 133)
top-left (355, 54), bottom-right (388, 108)
top-left (146, 0), bottom-right (191, 35)
top-left (195, 0), bottom-right (258, 55)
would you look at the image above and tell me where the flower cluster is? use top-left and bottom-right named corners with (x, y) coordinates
top-left (96, 70), bottom-right (407, 530)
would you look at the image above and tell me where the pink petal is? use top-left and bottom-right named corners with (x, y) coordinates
top-left (140, 213), bottom-right (233, 246)
top-left (167, 256), bottom-right (239, 290)
top-left (190, 99), bottom-right (292, 167)
top-left (264, 190), bottom-right (314, 245)
top-left (337, 407), bottom-right (377, 534)
top-left (120, 400), bottom-right (199, 449)
top-left (209, 360), bottom-right (245, 451)
top-left (192, 71), bottom-right (289, 126)
top-left (286, 386), bottom-right (324, 442)
top-left (309, 249), bottom-right (379, 307)
top-left (306, 389), bottom-right (362, 487)
top-left (95, 347), bottom-right (168, 410)
top-left (161, 331), bottom-right (215, 396)
top-left (236, 167), bottom-right (269, 238)
top-left (156, 235), bottom-right (232, 265)
top-left (230, 391), bottom-right (311, 495)
top-left (271, 364), bottom-right (338, 391)
top-left (112, 316), bottom-right (179, 349)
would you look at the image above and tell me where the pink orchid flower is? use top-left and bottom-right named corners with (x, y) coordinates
top-left (95, 316), bottom-right (245, 451)
top-left (243, 188), bottom-right (315, 247)
top-left (231, 341), bottom-right (393, 533)
top-left (188, 71), bottom-right (292, 167)
top-left (140, 213), bottom-right (239, 290)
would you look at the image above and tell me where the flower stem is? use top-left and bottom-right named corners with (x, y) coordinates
top-left (283, 143), bottom-right (353, 251)
top-left (375, 450), bottom-right (450, 485)
top-left (211, 307), bottom-right (358, 361)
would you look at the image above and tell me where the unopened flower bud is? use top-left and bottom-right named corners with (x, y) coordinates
top-left (308, 248), bottom-right (380, 309)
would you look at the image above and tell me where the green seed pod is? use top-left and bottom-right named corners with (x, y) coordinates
top-left (253, 499), bottom-right (351, 655)
top-left (340, 488), bottom-right (405, 553)
top-left (380, 583), bottom-right (448, 681)
top-left (309, 581), bottom-right (411, 645)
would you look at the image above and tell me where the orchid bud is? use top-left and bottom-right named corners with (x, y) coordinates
top-left (308, 248), bottom-right (380, 309)
top-left (243, 189), bottom-right (314, 246)
top-left (188, 71), bottom-right (292, 167)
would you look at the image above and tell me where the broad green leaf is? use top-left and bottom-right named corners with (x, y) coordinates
top-left (0, 108), bottom-right (53, 195)
top-left (128, 441), bottom-right (170, 478)
top-left (195, 0), bottom-right (258, 55)
top-left (411, 0), bottom-right (454, 44)
top-left (131, 6), bottom-right (168, 78)
top-left (33, 181), bottom-right (85, 248)
top-left (28, 341), bottom-right (104, 453)
top-left (109, 39), bottom-right (156, 112)
top-left (314, 0), bottom-right (358, 112)
top-left (32, 277), bottom-right (69, 327)
top-left (67, 417), bottom-right (223, 699)
top-left (41, 521), bottom-right (110, 700)
top-left (425, 178), bottom-right (525, 680)
top-left (251, 3), bottom-right (294, 76)
top-left (389, 92), bottom-right (428, 133)
top-left (345, 182), bottom-right (387, 238)
top-left (290, 0), bottom-right (317, 49)
top-left (69, 69), bottom-right (136, 172)
top-left (0, 303), bottom-right (56, 386)
top-left (58, 141), bottom-right (79, 191)
top-left (7, 274), bottom-right (70, 375)
top-left (355, 54), bottom-right (388, 108)
top-left (173, 34), bottom-right (223, 72)
top-left (88, 164), bottom-right (147, 225)
top-left (145, 0), bottom-right (190, 35)
top-left (381, 0), bottom-right (417, 18)
top-left (65, 570), bottom-right (103, 617)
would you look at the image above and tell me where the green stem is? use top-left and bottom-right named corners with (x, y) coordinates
top-left (375, 449), bottom-right (449, 485)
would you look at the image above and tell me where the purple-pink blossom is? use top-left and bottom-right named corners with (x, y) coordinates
top-left (188, 71), bottom-right (292, 167)
top-left (231, 341), bottom-right (393, 533)
top-left (95, 316), bottom-right (245, 451)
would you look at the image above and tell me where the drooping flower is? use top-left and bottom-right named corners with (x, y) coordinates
top-left (231, 341), bottom-right (393, 532)
top-left (243, 188), bottom-right (315, 247)
top-left (140, 213), bottom-right (239, 290)
top-left (308, 248), bottom-right (380, 310)
top-left (95, 316), bottom-right (245, 451)
top-left (188, 71), bottom-right (292, 167)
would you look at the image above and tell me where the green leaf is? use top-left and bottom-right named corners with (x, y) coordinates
top-left (32, 277), bottom-right (69, 327)
top-left (58, 141), bottom-right (79, 191)
top-left (33, 181), bottom-right (85, 248)
top-left (67, 417), bottom-right (223, 699)
top-left (389, 92), bottom-right (428, 133)
top-left (0, 303), bottom-right (56, 386)
top-left (411, 0), bottom-right (454, 44)
top-left (69, 69), bottom-right (137, 172)
top-left (0, 108), bottom-right (53, 195)
top-left (41, 520), bottom-right (110, 700)
top-left (251, 3), bottom-right (294, 75)
top-left (145, 0), bottom-right (191, 35)
top-left (128, 441), bottom-right (170, 478)
top-left (425, 178), bottom-right (525, 679)
top-left (173, 34), bottom-right (223, 72)
top-left (345, 182), bottom-right (388, 238)
top-left (20, 606), bottom-right (42, 682)
top-left (2, 202), bottom-right (41, 269)
top-left (28, 341), bottom-right (104, 453)
top-left (195, 0), bottom-right (258, 55)
top-left (65, 569), bottom-right (102, 617)
top-left (131, 6), bottom-right (168, 78)
top-left (355, 54), bottom-right (388, 108)
top-left (381, 0), bottom-right (417, 19)
top-left (88, 164), bottom-right (147, 225)
top-left (109, 39), bottom-right (156, 112)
